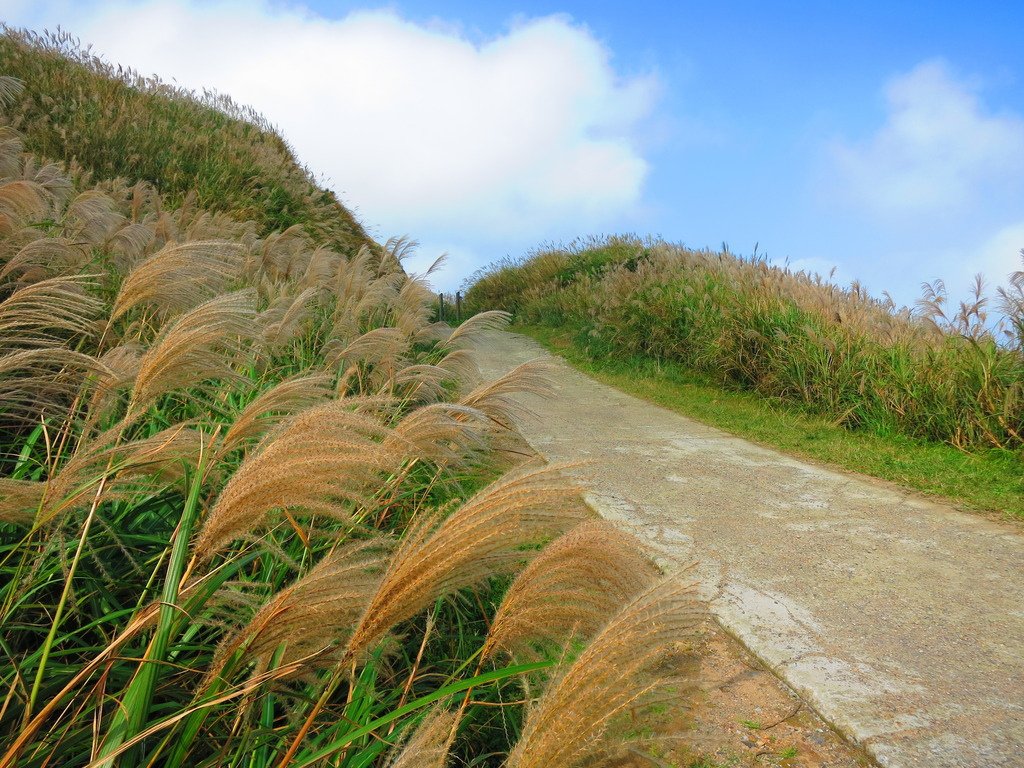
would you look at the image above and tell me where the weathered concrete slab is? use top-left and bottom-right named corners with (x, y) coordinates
top-left (472, 330), bottom-right (1024, 768)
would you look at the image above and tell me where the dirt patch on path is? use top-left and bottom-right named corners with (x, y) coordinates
top-left (472, 330), bottom-right (1024, 768)
top-left (676, 621), bottom-right (871, 768)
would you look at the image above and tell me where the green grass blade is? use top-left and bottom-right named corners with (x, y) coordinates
top-left (95, 438), bottom-right (211, 767)
top-left (292, 660), bottom-right (552, 768)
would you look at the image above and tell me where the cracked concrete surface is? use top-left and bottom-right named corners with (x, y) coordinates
top-left (472, 330), bottom-right (1024, 768)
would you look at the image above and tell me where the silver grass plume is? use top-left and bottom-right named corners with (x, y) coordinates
top-left (0, 125), bottom-right (25, 181)
top-left (258, 285), bottom-right (319, 350)
top-left (0, 237), bottom-right (92, 283)
top-left (111, 239), bottom-right (246, 322)
top-left (0, 75), bottom-right (24, 108)
top-left (0, 477), bottom-right (46, 525)
top-left (0, 179), bottom-right (55, 234)
top-left (219, 371), bottom-right (334, 455)
top-left (344, 462), bottom-right (585, 662)
top-left (505, 576), bottom-right (701, 768)
top-left (384, 707), bottom-right (458, 768)
top-left (12, 423), bottom-right (205, 528)
top-left (0, 274), bottom-right (104, 350)
top-left (195, 399), bottom-right (394, 557)
top-left (124, 290), bottom-right (257, 423)
top-left (211, 539), bottom-right (388, 673)
top-left (459, 359), bottom-right (555, 430)
top-left (62, 190), bottom-right (126, 245)
top-left (483, 520), bottom-right (660, 663)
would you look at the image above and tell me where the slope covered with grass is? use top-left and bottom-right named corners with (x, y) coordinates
top-left (0, 27), bottom-right (368, 253)
top-left (0, 37), bottom-right (697, 768)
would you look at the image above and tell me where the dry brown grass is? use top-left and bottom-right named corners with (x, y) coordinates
top-left (385, 707), bottom-right (459, 768)
top-left (344, 463), bottom-right (587, 662)
top-left (297, 245), bottom-right (345, 290)
top-left (505, 575), bottom-right (700, 768)
top-left (484, 520), bottom-right (660, 662)
top-left (393, 264), bottom-right (441, 341)
top-left (255, 223), bottom-right (313, 283)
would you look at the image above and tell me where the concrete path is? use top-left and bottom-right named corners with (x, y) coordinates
top-left (472, 330), bottom-right (1024, 768)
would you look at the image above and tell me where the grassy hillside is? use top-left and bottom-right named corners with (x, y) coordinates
top-left (0, 37), bottom-right (695, 768)
top-left (465, 236), bottom-right (1024, 513)
top-left (0, 27), bottom-right (369, 253)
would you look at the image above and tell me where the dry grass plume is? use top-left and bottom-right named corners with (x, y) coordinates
top-left (484, 520), bottom-right (660, 662)
top-left (505, 575), bottom-right (701, 768)
top-left (344, 463), bottom-right (586, 662)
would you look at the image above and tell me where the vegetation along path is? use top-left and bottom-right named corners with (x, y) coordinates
top-left (472, 329), bottom-right (1024, 768)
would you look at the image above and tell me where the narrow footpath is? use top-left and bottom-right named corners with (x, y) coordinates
top-left (472, 330), bottom-right (1024, 768)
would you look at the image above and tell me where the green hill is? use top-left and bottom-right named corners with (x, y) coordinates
top-left (0, 27), bottom-right (369, 253)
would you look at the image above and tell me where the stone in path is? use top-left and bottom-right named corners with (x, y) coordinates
top-left (471, 330), bottom-right (1024, 768)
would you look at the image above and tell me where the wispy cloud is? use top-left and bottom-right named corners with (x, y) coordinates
top-left (970, 221), bottom-right (1024, 283)
top-left (828, 59), bottom-right (1024, 217)
top-left (812, 59), bottom-right (1024, 303)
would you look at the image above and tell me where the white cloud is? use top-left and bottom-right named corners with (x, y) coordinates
top-left (8, 0), bottom-right (656, 257)
top-left (828, 59), bottom-right (1024, 217)
top-left (968, 221), bottom-right (1024, 286)
top-left (872, 222), bottom-right (1024, 309)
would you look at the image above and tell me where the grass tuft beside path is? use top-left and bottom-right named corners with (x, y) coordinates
top-left (519, 324), bottom-right (1024, 519)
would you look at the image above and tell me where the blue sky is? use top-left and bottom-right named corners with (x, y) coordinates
top-left (4, 1), bottom-right (1024, 305)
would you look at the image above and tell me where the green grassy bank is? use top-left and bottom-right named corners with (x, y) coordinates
top-left (465, 235), bottom-right (1024, 518)
top-left (519, 323), bottom-right (1023, 518)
